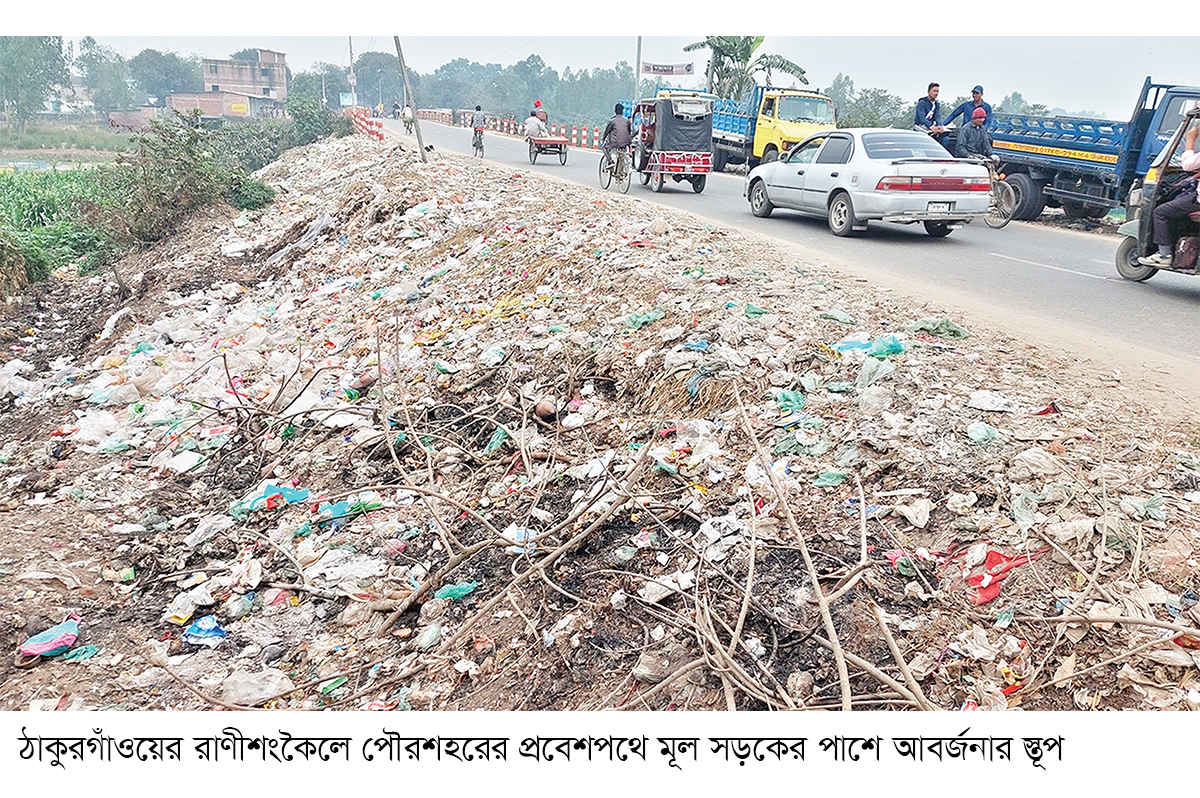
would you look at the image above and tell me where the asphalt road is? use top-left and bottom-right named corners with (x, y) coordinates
top-left (386, 119), bottom-right (1200, 386)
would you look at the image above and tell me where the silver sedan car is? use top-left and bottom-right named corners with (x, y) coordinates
top-left (745, 128), bottom-right (991, 237)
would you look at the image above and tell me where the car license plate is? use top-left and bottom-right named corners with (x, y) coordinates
top-left (927, 202), bottom-right (951, 214)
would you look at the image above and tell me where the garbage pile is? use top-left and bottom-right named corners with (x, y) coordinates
top-left (0, 133), bottom-right (1197, 711)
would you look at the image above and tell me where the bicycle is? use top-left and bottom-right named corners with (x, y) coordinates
top-left (975, 157), bottom-right (1015, 229)
top-left (472, 128), bottom-right (484, 158)
top-left (598, 146), bottom-right (631, 194)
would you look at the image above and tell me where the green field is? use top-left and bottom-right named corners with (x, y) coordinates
top-left (0, 166), bottom-right (109, 292)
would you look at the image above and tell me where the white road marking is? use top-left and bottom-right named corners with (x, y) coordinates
top-left (989, 252), bottom-right (1107, 280)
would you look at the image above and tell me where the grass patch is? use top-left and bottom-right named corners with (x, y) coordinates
top-left (0, 121), bottom-right (134, 153)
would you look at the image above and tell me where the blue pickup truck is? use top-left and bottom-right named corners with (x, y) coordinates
top-left (985, 77), bottom-right (1200, 220)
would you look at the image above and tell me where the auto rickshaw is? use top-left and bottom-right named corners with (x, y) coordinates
top-left (632, 92), bottom-right (714, 194)
top-left (1115, 106), bottom-right (1200, 281)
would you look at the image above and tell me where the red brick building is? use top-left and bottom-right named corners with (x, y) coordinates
top-left (201, 49), bottom-right (288, 104)
top-left (166, 91), bottom-right (281, 118)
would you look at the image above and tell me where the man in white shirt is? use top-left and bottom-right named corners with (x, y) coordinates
top-left (524, 110), bottom-right (546, 138)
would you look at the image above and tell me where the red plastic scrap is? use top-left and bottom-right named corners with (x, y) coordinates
top-left (1032, 401), bottom-right (1062, 416)
top-left (963, 547), bottom-right (1051, 605)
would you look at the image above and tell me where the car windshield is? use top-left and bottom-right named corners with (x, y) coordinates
top-left (777, 96), bottom-right (835, 124)
top-left (861, 132), bottom-right (953, 159)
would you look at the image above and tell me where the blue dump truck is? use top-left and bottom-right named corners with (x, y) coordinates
top-left (984, 77), bottom-right (1200, 220)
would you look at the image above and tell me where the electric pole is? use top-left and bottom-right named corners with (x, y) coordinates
top-left (394, 36), bottom-right (427, 163)
top-left (634, 36), bottom-right (642, 103)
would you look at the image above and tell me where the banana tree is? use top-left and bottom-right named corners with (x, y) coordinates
top-left (682, 36), bottom-right (807, 100)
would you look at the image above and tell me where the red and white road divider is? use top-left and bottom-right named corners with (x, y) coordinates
top-left (347, 107), bottom-right (384, 141)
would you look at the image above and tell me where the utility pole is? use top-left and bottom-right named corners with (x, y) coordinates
top-left (348, 36), bottom-right (357, 107)
top-left (633, 36), bottom-right (642, 103)
top-left (321, 73), bottom-right (326, 107)
top-left (393, 36), bottom-right (427, 163)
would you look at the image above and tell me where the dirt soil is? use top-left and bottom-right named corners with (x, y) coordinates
top-left (0, 133), bottom-right (1197, 713)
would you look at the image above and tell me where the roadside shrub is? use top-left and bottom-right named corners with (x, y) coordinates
top-left (230, 175), bottom-right (275, 210)
top-left (83, 110), bottom-right (232, 245)
top-left (286, 95), bottom-right (340, 145)
top-left (217, 118), bottom-right (296, 172)
top-left (331, 115), bottom-right (356, 138)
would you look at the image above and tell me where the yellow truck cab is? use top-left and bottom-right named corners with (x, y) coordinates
top-left (712, 86), bottom-right (837, 171)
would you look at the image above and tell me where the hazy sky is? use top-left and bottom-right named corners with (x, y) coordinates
top-left (17, 3), bottom-right (1189, 120)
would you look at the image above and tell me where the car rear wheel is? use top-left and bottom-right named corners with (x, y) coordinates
top-left (828, 192), bottom-right (858, 236)
top-left (923, 221), bottom-right (953, 237)
top-left (749, 180), bottom-right (773, 218)
top-left (1115, 235), bottom-right (1157, 281)
top-left (1005, 172), bottom-right (1045, 220)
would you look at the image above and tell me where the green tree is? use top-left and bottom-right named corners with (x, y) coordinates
top-left (682, 36), bottom-right (806, 100)
top-left (128, 49), bottom-right (202, 104)
top-left (824, 73), bottom-right (855, 120)
top-left (510, 54), bottom-right (558, 109)
top-left (840, 87), bottom-right (909, 129)
top-left (996, 91), bottom-right (1028, 115)
top-left (354, 51), bottom-right (403, 108)
top-left (229, 48), bottom-right (260, 62)
top-left (290, 62), bottom-right (351, 111)
top-left (77, 36), bottom-right (135, 113)
top-left (420, 58), bottom-right (503, 111)
top-left (0, 37), bottom-right (69, 133)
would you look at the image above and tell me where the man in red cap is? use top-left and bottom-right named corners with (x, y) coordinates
top-left (955, 106), bottom-right (997, 160)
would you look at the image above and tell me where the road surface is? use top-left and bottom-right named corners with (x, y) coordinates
top-left (386, 118), bottom-right (1200, 405)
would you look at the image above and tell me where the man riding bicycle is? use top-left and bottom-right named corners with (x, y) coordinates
top-left (470, 105), bottom-right (486, 150)
top-left (602, 102), bottom-right (633, 171)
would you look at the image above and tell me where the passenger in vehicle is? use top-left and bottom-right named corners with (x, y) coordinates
top-left (955, 108), bottom-right (997, 160)
top-left (524, 110), bottom-right (547, 138)
top-left (913, 82), bottom-right (945, 135)
top-left (945, 85), bottom-right (993, 129)
top-left (1139, 122), bottom-right (1200, 267)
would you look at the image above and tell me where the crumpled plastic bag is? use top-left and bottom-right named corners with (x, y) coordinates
top-left (19, 614), bottom-right (81, 658)
top-left (902, 317), bottom-right (971, 340)
top-left (1120, 495), bottom-right (1166, 522)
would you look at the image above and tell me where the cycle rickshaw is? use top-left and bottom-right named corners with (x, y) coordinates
top-left (632, 93), bottom-right (715, 194)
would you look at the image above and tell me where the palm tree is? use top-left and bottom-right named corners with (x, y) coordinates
top-left (682, 36), bottom-right (807, 100)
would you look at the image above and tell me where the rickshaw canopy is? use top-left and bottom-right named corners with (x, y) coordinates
top-left (636, 93), bottom-right (714, 154)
